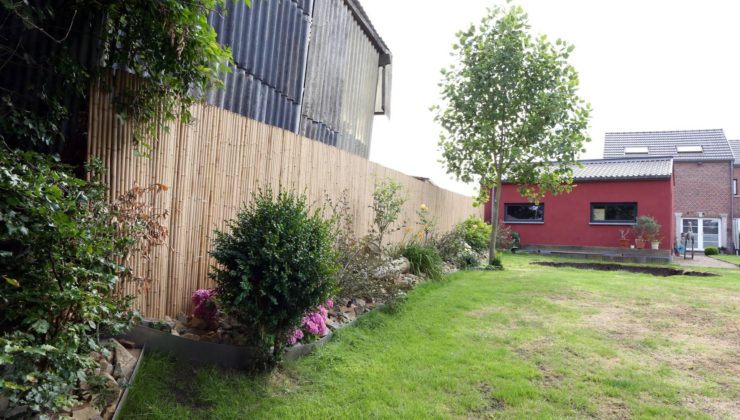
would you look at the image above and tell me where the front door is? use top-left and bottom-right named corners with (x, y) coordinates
top-left (681, 218), bottom-right (721, 250)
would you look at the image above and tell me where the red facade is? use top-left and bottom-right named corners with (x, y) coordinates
top-left (484, 179), bottom-right (675, 250)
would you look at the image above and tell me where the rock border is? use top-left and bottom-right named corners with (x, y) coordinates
top-left (111, 346), bottom-right (146, 420)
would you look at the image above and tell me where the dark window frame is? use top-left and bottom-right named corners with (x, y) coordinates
top-left (590, 202), bottom-right (638, 225)
top-left (503, 203), bottom-right (545, 223)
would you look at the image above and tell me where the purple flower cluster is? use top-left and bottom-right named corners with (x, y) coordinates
top-left (287, 299), bottom-right (334, 345)
top-left (191, 288), bottom-right (218, 321)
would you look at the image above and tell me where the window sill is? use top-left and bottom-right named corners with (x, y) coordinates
top-left (589, 222), bottom-right (636, 226)
top-left (503, 221), bottom-right (544, 225)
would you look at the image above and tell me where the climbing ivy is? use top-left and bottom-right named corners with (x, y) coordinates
top-left (0, 0), bottom-right (243, 152)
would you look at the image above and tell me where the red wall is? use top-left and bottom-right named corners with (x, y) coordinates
top-left (484, 179), bottom-right (675, 250)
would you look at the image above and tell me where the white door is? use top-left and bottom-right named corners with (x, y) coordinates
top-left (681, 218), bottom-right (721, 250)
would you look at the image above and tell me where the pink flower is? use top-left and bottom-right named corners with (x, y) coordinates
top-left (287, 329), bottom-right (304, 345)
top-left (326, 299), bottom-right (334, 309)
top-left (191, 288), bottom-right (218, 321)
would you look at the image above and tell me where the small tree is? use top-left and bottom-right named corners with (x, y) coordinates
top-left (433, 5), bottom-right (591, 264)
top-left (368, 178), bottom-right (406, 255)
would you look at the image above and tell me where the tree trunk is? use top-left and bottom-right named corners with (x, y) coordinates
top-left (488, 183), bottom-right (503, 265)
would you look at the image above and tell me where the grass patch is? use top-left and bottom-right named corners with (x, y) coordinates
top-left (710, 254), bottom-right (740, 267)
top-left (119, 254), bottom-right (740, 419)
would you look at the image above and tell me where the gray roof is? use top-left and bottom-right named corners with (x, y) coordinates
top-left (572, 157), bottom-right (673, 181)
top-left (603, 129), bottom-right (734, 161)
top-left (729, 140), bottom-right (740, 165)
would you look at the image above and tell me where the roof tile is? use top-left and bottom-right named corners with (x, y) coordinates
top-left (603, 129), bottom-right (733, 161)
top-left (572, 157), bottom-right (673, 181)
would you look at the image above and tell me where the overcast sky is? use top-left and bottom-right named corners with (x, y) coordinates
top-left (362, 0), bottom-right (740, 196)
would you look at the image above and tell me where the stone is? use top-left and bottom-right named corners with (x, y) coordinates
top-left (112, 340), bottom-right (136, 380)
top-left (100, 360), bottom-right (114, 376)
top-left (175, 312), bottom-right (188, 323)
top-left (173, 320), bottom-right (188, 334)
top-left (182, 333), bottom-right (201, 341)
top-left (354, 298), bottom-right (366, 307)
top-left (170, 329), bottom-right (180, 336)
top-left (71, 403), bottom-right (103, 420)
top-left (4, 405), bottom-right (28, 418)
top-left (372, 257), bottom-right (410, 278)
top-left (117, 339), bottom-right (136, 349)
top-left (186, 316), bottom-right (207, 330)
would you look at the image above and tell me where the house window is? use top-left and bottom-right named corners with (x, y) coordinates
top-left (590, 202), bottom-right (637, 224)
top-left (676, 145), bottom-right (703, 153)
top-left (734, 179), bottom-right (737, 195)
top-left (504, 203), bottom-right (544, 223)
top-left (624, 147), bottom-right (648, 154)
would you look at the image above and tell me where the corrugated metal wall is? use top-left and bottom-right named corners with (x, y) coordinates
top-left (207, 0), bottom-right (389, 159)
top-left (298, 0), bottom-right (380, 158)
top-left (207, 0), bottom-right (313, 133)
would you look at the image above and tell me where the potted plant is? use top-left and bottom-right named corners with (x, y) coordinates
top-left (633, 216), bottom-right (661, 250)
top-left (618, 229), bottom-right (630, 248)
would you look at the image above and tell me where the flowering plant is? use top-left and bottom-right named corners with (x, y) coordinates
top-left (288, 299), bottom-right (334, 345)
top-left (416, 203), bottom-right (436, 242)
top-left (191, 288), bottom-right (218, 322)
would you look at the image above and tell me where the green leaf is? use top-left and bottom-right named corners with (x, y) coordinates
top-left (30, 319), bottom-right (50, 334)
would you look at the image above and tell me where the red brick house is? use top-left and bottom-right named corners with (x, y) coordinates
top-left (485, 129), bottom-right (739, 256)
top-left (604, 130), bottom-right (735, 252)
top-left (730, 139), bottom-right (740, 247)
top-left (484, 158), bottom-right (675, 251)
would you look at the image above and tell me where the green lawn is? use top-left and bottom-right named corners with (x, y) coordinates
top-left (710, 254), bottom-right (740, 267)
top-left (119, 255), bottom-right (740, 419)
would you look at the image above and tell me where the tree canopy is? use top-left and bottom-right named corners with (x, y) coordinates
top-left (433, 5), bottom-right (591, 263)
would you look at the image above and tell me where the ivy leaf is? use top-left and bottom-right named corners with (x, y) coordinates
top-left (30, 319), bottom-right (50, 334)
top-left (3, 275), bottom-right (20, 288)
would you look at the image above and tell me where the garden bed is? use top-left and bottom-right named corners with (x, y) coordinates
top-left (531, 261), bottom-right (717, 277)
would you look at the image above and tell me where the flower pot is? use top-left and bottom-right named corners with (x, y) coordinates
top-left (619, 239), bottom-right (630, 248)
top-left (634, 238), bottom-right (645, 249)
top-left (651, 241), bottom-right (660, 250)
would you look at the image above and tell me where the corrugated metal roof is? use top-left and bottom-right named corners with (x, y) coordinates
top-left (729, 140), bottom-right (740, 164)
top-left (572, 157), bottom-right (674, 181)
top-left (603, 129), bottom-right (734, 161)
top-left (206, 0), bottom-right (390, 158)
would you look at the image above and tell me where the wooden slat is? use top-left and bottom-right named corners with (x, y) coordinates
top-left (87, 78), bottom-right (481, 318)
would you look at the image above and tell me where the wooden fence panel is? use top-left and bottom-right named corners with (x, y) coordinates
top-left (88, 83), bottom-right (482, 318)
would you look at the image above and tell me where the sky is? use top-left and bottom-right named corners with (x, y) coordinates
top-left (362, 0), bottom-right (740, 196)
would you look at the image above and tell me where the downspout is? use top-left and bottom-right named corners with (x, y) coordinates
top-left (731, 161), bottom-right (736, 253)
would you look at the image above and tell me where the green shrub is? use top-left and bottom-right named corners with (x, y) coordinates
top-left (495, 224), bottom-right (517, 250)
top-left (210, 189), bottom-right (337, 363)
top-left (400, 242), bottom-right (444, 280)
top-left (432, 228), bottom-right (479, 270)
top-left (0, 149), bottom-right (135, 415)
top-left (325, 191), bottom-right (401, 304)
top-left (704, 246), bottom-right (720, 256)
top-left (460, 216), bottom-right (492, 253)
top-left (633, 215), bottom-right (661, 241)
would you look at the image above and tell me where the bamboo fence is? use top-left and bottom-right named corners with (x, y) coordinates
top-left (87, 77), bottom-right (481, 318)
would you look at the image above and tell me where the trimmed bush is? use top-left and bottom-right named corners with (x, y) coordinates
top-left (210, 189), bottom-right (337, 363)
top-left (400, 242), bottom-right (444, 280)
top-left (0, 150), bottom-right (135, 415)
top-left (704, 246), bottom-right (720, 256)
top-left (461, 216), bottom-right (492, 253)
